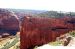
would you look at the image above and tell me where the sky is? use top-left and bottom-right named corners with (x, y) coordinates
top-left (0, 0), bottom-right (75, 12)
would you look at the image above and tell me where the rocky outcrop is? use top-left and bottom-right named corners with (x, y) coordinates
top-left (20, 16), bottom-right (75, 49)
top-left (0, 9), bottom-right (19, 35)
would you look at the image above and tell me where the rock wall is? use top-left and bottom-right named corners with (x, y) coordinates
top-left (0, 9), bottom-right (19, 35)
top-left (20, 16), bottom-right (75, 49)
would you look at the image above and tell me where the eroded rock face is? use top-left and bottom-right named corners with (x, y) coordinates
top-left (0, 9), bottom-right (19, 35)
top-left (20, 16), bottom-right (75, 49)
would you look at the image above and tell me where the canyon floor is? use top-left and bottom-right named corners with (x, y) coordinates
top-left (0, 32), bottom-right (20, 49)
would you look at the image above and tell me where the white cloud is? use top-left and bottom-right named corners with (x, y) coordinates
top-left (0, 0), bottom-right (75, 12)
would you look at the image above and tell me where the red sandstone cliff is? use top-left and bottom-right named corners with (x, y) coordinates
top-left (20, 16), bottom-right (75, 49)
top-left (0, 9), bottom-right (19, 35)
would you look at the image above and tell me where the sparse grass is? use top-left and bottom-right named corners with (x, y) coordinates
top-left (49, 41), bottom-right (64, 46)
